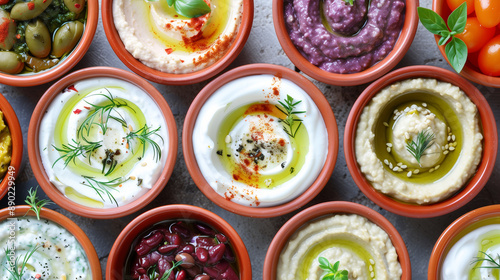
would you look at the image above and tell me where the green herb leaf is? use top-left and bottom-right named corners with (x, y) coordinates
top-left (125, 125), bottom-right (163, 162)
top-left (166, 0), bottom-right (174, 5)
top-left (447, 2), bottom-right (467, 34)
top-left (167, 0), bottom-right (211, 18)
top-left (343, 0), bottom-right (354, 5)
top-left (318, 257), bottom-right (349, 280)
top-left (406, 130), bottom-right (435, 167)
top-left (417, 7), bottom-right (449, 35)
top-left (4, 245), bottom-right (40, 279)
top-left (160, 260), bottom-right (183, 280)
top-left (275, 95), bottom-right (306, 138)
top-left (24, 187), bottom-right (53, 220)
top-left (438, 33), bottom-right (451, 45)
top-left (445, 37), bottom-right (468, 73)
top-left (471, 251), bottom-right (500, 269)
top-left (82, 176), bottom-right (129, 207)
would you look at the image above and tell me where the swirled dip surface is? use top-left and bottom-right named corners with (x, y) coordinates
top-left (277, 214), bottom-right (402, 280)
top-left (193, 74), bottom-right (327, 207)
top-left (39, 77), bottom-right (169, 208)
top-left (355, 78), bottom-right (483, 204)
top-left (284, 0), bottom-right (405, 73)
top-left (113, 0), bottom-right (242, 73)
top-left (0, 217), bottom-right (90, 279)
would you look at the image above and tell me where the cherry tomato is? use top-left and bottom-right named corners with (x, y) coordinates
top-left (455, 17), bottom-right (496, 53)
top-left (474, 0), bottom-right (500, 28)
top-left (478, 35), bottom-right (500, 76)
top-left (447, 0), bottom-right (475, 14)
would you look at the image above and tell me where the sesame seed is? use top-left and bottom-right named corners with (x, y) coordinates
top-left (447, 136), bottom-right (451, 141)
top-left (401, 165), bottom-right (407, 169)
top-left (384, 159), bottom-right (389, 165)
top-left (435, 165), bottom-right (440, 170)
top-left (397, 162), bottom-right (403, 167)
top-left (383, 122), bottom-right (389, 127)
top-left (370, 259), bottom-right (375, 265)
top-left (452, 135), bottom-right (456, 141)
top-left (225, 135), bottom-right (232, 143)
top-left (422, 103), bottom-right (427, 107)
top-left (387, 147), bottom-right (391, 153)
top-left (414, 169), bottom-right (419, 174)
top-left (443, 150), bottom-right (449, 155)
top-left (407, 171), bottom-right (412, 177)
top-left (389, 163), bottom-right (393, 169)
top-left (429, 168), bottom-right (435, 173)
top-left (386, 143), bottom-right (393, 147)
top-left (449, 146), bottom-right (455, 151)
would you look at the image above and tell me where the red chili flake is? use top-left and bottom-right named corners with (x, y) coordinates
top-left (278, 139), bottom-right (285, 146)
top-left (35, 274), bottom-right (41, 279)
top-left (165, 48), bottom-right (173, 54)
top-left (180, 59), bottom-right (184, 63)
top-left (73, 109), bottom-right (82, 114)
top-left (15, 34), bottom-right (21, 39)
top-left (75, 3), bottom-right (81, 8)
top-left (84, 106), bottom-right (90, 110)
top-left (27, 2), bottom-right (35, 10)
top-left (67, 85), bottom-right (78, 92)
top-left (0, 0), bottom-right (9, 5)
top-left (0, 17), bottom-right (10, 43)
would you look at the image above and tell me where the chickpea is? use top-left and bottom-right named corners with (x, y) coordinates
top-left (25, 19), bottom-right (51, 58)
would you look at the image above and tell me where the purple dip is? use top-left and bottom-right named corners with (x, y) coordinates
top-left (284, 0), bottom-right (405, 73)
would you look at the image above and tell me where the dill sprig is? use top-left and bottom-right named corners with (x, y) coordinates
top-left (275, 95), bottom-right (306, 138)
top-left (471, 251), bottom-right (500, 269)
top-left (82, 176), bottom-right (129, 207)
top-left (24, 187), bottom-right (52, 220)
top-left (4, 245), bottom-right (40, 279)
top-left (406, 130), bottom-right (435, 167)
top-left (125, 125), bottom-right (163, 162)
top-left (318, 257), bottom-right (348, 280)
top-left (52, 138), bottom-right (102, 168)
top-left (160, 260), bottom-right (183, 280)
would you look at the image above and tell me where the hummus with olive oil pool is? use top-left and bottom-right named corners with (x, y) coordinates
top-left (355, 78), bottom-right (483, 204)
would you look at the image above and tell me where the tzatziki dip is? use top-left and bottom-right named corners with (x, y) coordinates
top-left (0, 217), bottom-right (91, 279)
top-left (39, 77), bottom-right (169, 208)
top-left (193, 74), bottom-right (328, 207)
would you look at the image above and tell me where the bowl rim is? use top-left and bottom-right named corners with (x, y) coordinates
top-left (432, 0), bottom-right (500, 88)
top-left (182, 63), bottom-right (339, 218)
top-left (101, 0), bottom-right (254, 85)
top-left (0, 93), bottom-right (23, 201)
top-left (262, 201), bottom-right (412, 280)
top-left (271, 0), bottom-right (419, 86)
top-left (0, 0), bottom-right (99, 87)
top-left (27, 66), bottom-right (178, 219)
top-left (0, 205), bottom-right (102, 279)
top-left (344, 65), bottom-right (498, 218)
top-left (428, 204), bottom-right (500, 280)
top-left (106, 204), bottom-right (252, 279)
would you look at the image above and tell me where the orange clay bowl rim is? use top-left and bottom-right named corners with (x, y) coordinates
top-left (27, 66), bottom-right (178, 219)
top-left (183, 63), bottom-right (339, 218)
top-left (0, 93), bottom-right (22, 201)
top-left (101, 0), bottom-right (254, 85)
top-left (106, 204), bottom-right (252, 280)
top-left (0, 0), bottom-right (98, 87)
top-left (428, 204), bottom-right (500, 280)
top-left (0, 205), bottom-right (102, 279)
top-left (432, 0), bottom-right (500, 88)
top-left (344, 65), bottom-right (498, 218)
top-left (262, 201), bottom-right (411, 280)
top-left (272, 0), bottom-right (418, 86)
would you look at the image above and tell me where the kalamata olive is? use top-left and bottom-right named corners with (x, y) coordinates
top-left (220, 266), bottom-right (239, 280)
top-left (176, 269), bottom-right (187, 280)
top-left (0, 11), bottom-right (17, 51)
top-left (0, 51), bottom-right (23, 74)
top-left (25, 19), bottom-right (51, 58)
top-left (175, 253), bottom-right (195, 268)
top-left (10, 0), bottom-right (53, 21)
top-left (195, 247), bottom-right (208, 263)
top-left (193, 274), bottom-right (210, 280)
top-left (208, 243), bottom-right (226, 264)
top-left (195, 223), bottom-right (215, 235)
top-left (145, 231), bottom-right (164, 247)
top-left (177, 244), bottom-right (194, 255)
top-left (215, 233), bottom-right (227, 243)
top-left (63, 0), bottom-right (85, 13)
top-left (24, 54), bottom-right (59, 72)
top-left (158, 244), bottom-right (178, 254)
top-left (51, 21), bottom-right (84, 58)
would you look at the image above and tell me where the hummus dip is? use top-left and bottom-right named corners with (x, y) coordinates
top-left (355, 78), bottom-right (483, 204)
top-left (0, 217), bottom-right (90, 279)
top-left (113, 0), bottom-right (242, 73)
top-left (193, 74), bottom-right (327, 207)
top-left (277, 214), bottom-right (402, 280)
top-left (284, 0), bottom-right (405, 73)
top-left (39, 77), bottom-right (169, 208)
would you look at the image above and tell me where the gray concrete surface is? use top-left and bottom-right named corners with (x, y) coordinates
top-left (1, 0), bottom-right (500, 279)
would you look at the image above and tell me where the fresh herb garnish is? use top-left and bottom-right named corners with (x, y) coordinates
top-left (52, 138), bottom-right (102, 168)
top-left (147, 264), bottom-right (158, 279)
top-left (125, 125), bottom-right (163, 162)
top-left (160, 260), bottom-right (183, 280)
top-left (318, 257), bottom-right (348, 280)
top-left (82, 176), bottom-right (129, 207)
top-left (4, 245), bottom-right (40, 280)
top-left (166, 0), bottom-right (211, 18)
top-left (417, 2), bottom-right (468, 73)
top-left (406, 130), bottom-right (435, 167)
top-left (471, 251), bottom-right (500, 269)
top-left (343, 0), bottom-right (354, 5)
top-left (275, 95), bottom-right (306, 138)
top-left (24, 187), bottom-right (53, 220)
top-left (102, 149), bottom-right (119, 176)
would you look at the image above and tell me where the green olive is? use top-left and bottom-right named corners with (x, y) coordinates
top-left (0, 10), bottom-right (17, 51)
top-left (64, 0), bottom-right (85, 14)
top-left (51, 21), bottom-right (84, 58)
top-left (25, 19), bottom-right (51, 58)
top-left (0, 52), bottom-right (24, 74)
top-left (10, 0), bottom-right (53, 21)
top-left (25, 54), bottom-right (59, 72)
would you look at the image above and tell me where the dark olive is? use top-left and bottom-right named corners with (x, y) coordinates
top-left (51, 21), bottom-right (84, 58)
top-left (0, 10), bottom-right (17, 51)
top-left (0, 51), bottom-right (24, 74)
top-left (25, 19), bottom-right (51, 58)
top-left (25, 54), bottom-right (59, 72)
top-left (10, 0), bottom-right (53, 21)
top-left (175, 253), bottom-right (195, 268)
top-left (64, 0), bottom-right (85, 14)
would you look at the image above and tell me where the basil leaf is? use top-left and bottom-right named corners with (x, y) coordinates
top-left (445, 37), bottom-right (467, 73)
top-left (417, 7), bottom-right (449, 35)
top-left (438, 34), bottom-right (451, 45)
top-left (174, 0), bottom-right (211, 18)
top-left (167, 0), bottom-right (174, 6)
top-left (448, 2), bottom-right (467, 34)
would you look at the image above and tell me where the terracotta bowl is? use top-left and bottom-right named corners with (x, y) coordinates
top-left (0, 93), bottom-right (22, 201)
top-left (183, 63), bottom-right (339, 218)
top-left (272, 0), bottom-right (418, 86)
top-left (344, 65), bottom-right (497, 218)
top-left (0, 0), bottom-right (98, 87)
top-left (428, 204), bottom-right (500, 279)
top-left (263, 201), bottom-right (411, 279)
top-left (27, 67), bottom-right (178, 219)
top-left (101, 0), bottom-right (254, 85)
top-left (433, 0), bottom-right (500, 88)
top-left (106, 204), bottom-right (251, 279)
top-left (0, 205), bottom-right (102, 279)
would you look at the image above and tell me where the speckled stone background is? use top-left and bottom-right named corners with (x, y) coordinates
top-left (1, 0), bottom-right (500, 278)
